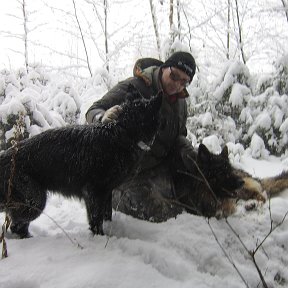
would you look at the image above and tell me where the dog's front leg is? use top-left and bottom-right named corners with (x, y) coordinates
top-left (83, 186), bottom-right (105, 235)
top-left (104, 192), bottom-right (112, 221)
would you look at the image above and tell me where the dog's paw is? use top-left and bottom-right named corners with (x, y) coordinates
top-left (244, 200), bottom-right (259, 211)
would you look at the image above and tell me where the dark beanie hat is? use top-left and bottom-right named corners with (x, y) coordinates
top-left (161, 51), bottom-right (196, 80)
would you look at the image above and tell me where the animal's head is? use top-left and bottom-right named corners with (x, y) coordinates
top-left (117, 85), bottom-right (162, 147)
top-left (197, 144), bottom-right (244, 198)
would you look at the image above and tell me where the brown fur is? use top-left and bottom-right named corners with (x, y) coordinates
top-left (235, 169), bottom-right (288, 201)
top-left (217, 168), bottom-right (288, 217)
top-left (261, 170), bottom-right (288, 196)
top-left (233, 169), bottom-right (267, 202)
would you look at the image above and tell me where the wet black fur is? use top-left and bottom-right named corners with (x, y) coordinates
top-left (0, 87), bottom-right (162, 237)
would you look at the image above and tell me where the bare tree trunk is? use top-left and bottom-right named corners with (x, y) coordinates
top-left (280, 0), bottom-right (288, 23)
top-left (169, 0), bottom-right (177, 50)
top-left (235, 0), bottom-right (246, 64)
top-left (182, 7), bottom-right (192, 52)
top-left (169, 0), bottom-right (174, 28)
top-left (104, 0), bottom-right (109, 72)
top-left (83, 0), bottom-right (109, 71)
top-left (22, 0), bottom-right (29, 73)
top-left (227, 0), bottom-right (231, 60)
top-left (72, 0), bottom-right (92, 77)
top-left (149, 0), bottom-right (161, 59)
top-left (177, 0), bottom-right (181, 40)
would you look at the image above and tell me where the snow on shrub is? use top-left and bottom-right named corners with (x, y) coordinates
top-left (274, 54), bottom-right (288, 95)
top-left (188, 56), bottom-right (288, 158)
top-left (249, 133), bottom-right (270, 159)
top-left (0, 66), bottom-right (79, 151)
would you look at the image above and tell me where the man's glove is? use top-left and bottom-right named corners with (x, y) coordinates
top-left (101, 105), bottom-right (122, 124)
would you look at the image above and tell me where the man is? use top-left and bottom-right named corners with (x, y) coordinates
top-left (86, 51), bottom-right (197, 221)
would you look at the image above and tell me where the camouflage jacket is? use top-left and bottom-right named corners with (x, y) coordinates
top-left (85, 66), bottom-right (191, 170)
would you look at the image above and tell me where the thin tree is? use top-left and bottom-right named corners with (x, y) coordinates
top-left (103, 0), bottom-right (109, 72)
top-left (181, 4), bottom-right (193, 52)
top-left (227, 0), bottom-right (231, 60)
top-left (168, 0), bottom-right (179, 54)
top-left (280, 0), bottom-right (288, 23)
top-left (83, 0), bottom-right (110, 72)
top-left (176, 0), bottom-right (181, 40)
top-left (149, 0), bottom-right (161, 59)
top-left (169, 0), bottom-right (177, 45)
top-left (21, 0), bottom-right (29, 72)
top-left (234, 0), bottom-right (246, 64)
top-left (72, 0), bottom-right (93, 77)
top-left (169, 0), bottom-right (174, 28)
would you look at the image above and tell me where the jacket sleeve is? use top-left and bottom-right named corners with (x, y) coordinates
top-left (85, 78), bottom-right (135, 123)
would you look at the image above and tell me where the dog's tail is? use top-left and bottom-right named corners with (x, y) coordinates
top-left (234, 168), bottom-right (288, 201)
top-left (260, 170), bottom-right (288, 196)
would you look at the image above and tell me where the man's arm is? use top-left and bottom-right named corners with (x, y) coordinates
top-left (85, 79), bottom-right (134, 124)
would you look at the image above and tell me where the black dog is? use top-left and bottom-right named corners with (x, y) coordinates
top-left (0, 87), bottom-right (161, 237)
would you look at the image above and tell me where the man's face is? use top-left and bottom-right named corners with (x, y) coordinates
top-left (161, 66), bottom-right (191, 96)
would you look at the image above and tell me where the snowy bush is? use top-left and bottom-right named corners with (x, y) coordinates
top-left (212, 61), bottom-right (252, 122)
top-left (274, 54), bottom-right (288, 95)
top-left (0, 66), bottom-right (80, 151)
top-left (187, 57), bottom-right (288, 158)
top-left (186, 60), bottom-right (252, 153)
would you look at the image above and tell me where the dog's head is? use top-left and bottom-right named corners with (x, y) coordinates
top-left (197, 144), bottom-right (244, 198)
top-left (117, 85), bottom-right (162, 147)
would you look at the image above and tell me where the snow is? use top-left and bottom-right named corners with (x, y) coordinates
top-left (254, 111), bottom-right (272, 131)
top-left (229, 83), bottom-right (250, 108)
top-left (202, 135), bottom-right (221, 154)
top-left (0, 156), bottom-right (288, 288)
top-left (280, 118), bottom-right (288, 134)
top-left (249, 134), bottom-right (270, 159)
top-left (200, 112), bottom-right (213, 127)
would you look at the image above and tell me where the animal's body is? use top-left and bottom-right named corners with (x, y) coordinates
top-left (183, 145), bottom-right (288, 217)
top-left (175, 144), bottom-right (245, 217)
top-left (0, 89), bottom-right (162, 238)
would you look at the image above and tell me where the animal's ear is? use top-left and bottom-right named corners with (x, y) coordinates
top-left (197, 143), bottom-right (211, 162)
top-left (126, 84), bottom-right (142, 101)
top-left (220, 146), bottom-right (228, 159)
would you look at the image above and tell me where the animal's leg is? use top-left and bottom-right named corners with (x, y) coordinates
top-left (8, 174), bottom-right (47, 238)
top-left (83, 185), bottom-right (108, 235)
top-left (10, 222), bottom-right (31, 239)
top-left (104, 192), bottom-right (112, 221)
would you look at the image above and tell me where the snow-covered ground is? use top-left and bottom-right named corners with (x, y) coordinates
top-left (0, 156), bottom-right (288, 288)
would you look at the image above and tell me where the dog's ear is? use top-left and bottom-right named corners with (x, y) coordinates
top-left (220, 146), bottom-right (228, 159)
top-left (197, 143), bottom-right (211, 162)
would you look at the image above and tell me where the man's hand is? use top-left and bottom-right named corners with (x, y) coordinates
top-left (101, 105), bottom-right (122, 124)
